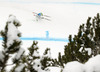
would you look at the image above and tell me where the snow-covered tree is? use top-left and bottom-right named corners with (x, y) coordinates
top-left (0, 15), bottom-right (25, 72)
top-left (10, 47), bottom-right (25, 72)
top-left (41, 48), bottom-right (53, 69)
top-left (62, 13), bottom-right (100, 64)
top-left (25, 41), bottom-right (42, 72)
top-left (58, 52), bottom-right (64, 67)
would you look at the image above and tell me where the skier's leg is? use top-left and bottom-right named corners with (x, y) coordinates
top-left (36, 15), bottom-right (39, 21)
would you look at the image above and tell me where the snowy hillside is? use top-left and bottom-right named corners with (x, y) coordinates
top-left (0, 1), bottom-right (100, 59)
top-left (63, 55), bottom-right (100, 72)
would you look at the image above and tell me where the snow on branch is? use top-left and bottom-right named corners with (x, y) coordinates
top-left (7, 15), bottom-right (21, 48)
top-left (14, 48), bottom-right (25, 60)
top-left (7, 15), bottom-right (21, 26)
top-left (0, 51), bottom-right (4, 62)
top-left (15, 64), bottom-right (25, 72)
top-left (33, 50), bottom-right (40, 57)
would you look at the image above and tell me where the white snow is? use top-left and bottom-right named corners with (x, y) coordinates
top-left (0, 1), bottom-right (100, 58)
top-left (15, 64), bottom-right (25, 72)
top-left (33, 59), bottom-right (42, 71)
top-left (6, 64), bottom-right (16, 72)
top-left (7, 15), bottom-right (21, 48)
top-left (63, 55), bottom-right (100, 72)
top-left (7, 15), bottom-right (21, 26)
top-left (0, 51), bottom-right (4, 62)
top-left (79, 47), bottom-right (83, 52)
top-left (0, 1), bottom-right (100, 72)
top-left (84, 55), bottom-right (100, 72)
top-left (45, 67), bottom-right (62, 72)
top-left (79, 47), bottom-right (92, 55)
top-left (14, 48), bottom-right (25, 60)
top-left (85, 48), bottom-right (92, 55)
top-left (33, 50), bottom-right (40, 57)
top-left (63, 61), bottom-right (84, 72)
top-left (42, 49), bottom-right (51, 58)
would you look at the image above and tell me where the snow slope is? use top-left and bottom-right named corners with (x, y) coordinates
top-left (0, 2), bottom-right (100, 58)
top-left (45, 67), bottom-right (62, 72)
top-left (63, 55), bottom-right (100, 72)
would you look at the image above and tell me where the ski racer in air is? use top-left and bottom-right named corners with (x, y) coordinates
top-left (33, 12), bottom-right (51, 21)
top-left (36, 13), bottom-right (43, 21)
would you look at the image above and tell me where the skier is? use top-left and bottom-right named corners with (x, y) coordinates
top-left (37, 13), bottom-right (43, 17)
top-left (33, 12), bottom-right (51, 21)
top-left (36, 13), bottom-right (43, 21)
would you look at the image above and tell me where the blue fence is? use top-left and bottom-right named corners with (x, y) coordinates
top-left (0, 31), bottom-right (68, 42)
top-left (0, 37), bottom-right (68, 42)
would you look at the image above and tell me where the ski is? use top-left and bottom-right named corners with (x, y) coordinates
top-left (33, 12), bottom-right (51, 21)
top-left (41, 17), bottom-right (51, 21)
top-left (43, 15), bottom-right (51, 18)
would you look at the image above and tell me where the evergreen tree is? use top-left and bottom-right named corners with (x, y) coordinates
top-left (41, 48), bottom-right (52, 69)
top-left (51, 58), bottom-right (59, 67)
top-left (63, 13), bottom-right (100, 64)
top-left (25, 41), bottom-right (42, 72)
top-left (58, 52), bottom-right (64, 67)
top-left (0, 15), bottom-right (25, 72)
top-left (10, 48), bottom-right (25, 72)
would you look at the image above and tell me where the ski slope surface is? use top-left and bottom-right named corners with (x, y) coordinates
top-left (0, 2), bottom-right (100, 58)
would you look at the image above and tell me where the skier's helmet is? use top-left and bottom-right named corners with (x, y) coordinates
top-left (38, 13), bottom-right (43, 16)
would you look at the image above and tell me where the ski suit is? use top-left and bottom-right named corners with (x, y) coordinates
top-left (36, 13), bottom-right (43, 21)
